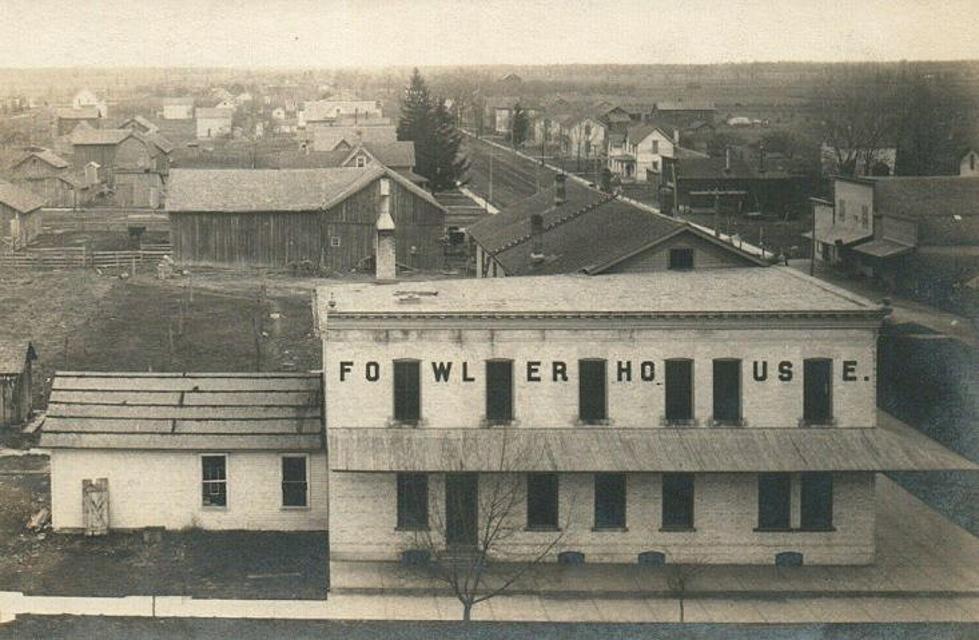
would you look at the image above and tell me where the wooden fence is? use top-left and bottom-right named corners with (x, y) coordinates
top-left (0, 245), bottom-right (173, 271)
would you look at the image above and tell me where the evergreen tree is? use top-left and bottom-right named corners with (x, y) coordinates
top-left (397, 68), bottom-right (469, 192)
top-left (511, 102), bottom-right (529, 147)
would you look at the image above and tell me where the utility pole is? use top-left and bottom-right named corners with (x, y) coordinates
top-left (810, 199), bottom-right (817, 276)
top-left (488, 151), bottom-right (494, 205)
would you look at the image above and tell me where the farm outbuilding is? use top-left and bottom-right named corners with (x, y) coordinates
top-left (0, 180), bottom-right (45, 249)
top-left (0, 342), bottom-right (36, 428)
top-left (166, 167), bottom-right (446, 270)
top-left (40, 372), bottom-right (327, 532)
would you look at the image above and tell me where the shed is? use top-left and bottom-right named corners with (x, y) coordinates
top-left (0, 342), bottom-right (36, 427)
top-left (0, 180), bottom-right (45, 249)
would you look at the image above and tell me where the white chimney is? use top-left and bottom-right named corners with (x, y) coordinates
top-left (374, 178), bottom-right (396, 281)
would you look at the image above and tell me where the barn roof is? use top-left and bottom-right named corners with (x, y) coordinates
top-left (0, 180), bottom-right (46, 213)
top-left (167, 166), bottom-right (443, 213)
top-left (0, 342), bottom-right (32, 375)
top-left (328, 420), bottom-right (976, 473)
top-left (39, 372), bottom-right (323, 451)
top-left (467, 179), bottom-right (765, 275)
top-left (11, 148), bottom-right (70, 170)
top-left (70, 128), bottom-right (130, 147)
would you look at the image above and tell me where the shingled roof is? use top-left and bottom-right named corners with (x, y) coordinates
top-left (467, 178), bottom-right (764, 275)
top-left (70, 128), bottom-right (130, 147)
top-left (167, 166), bottom-right (443, 213)
top-left (274, 142), bottom-right (415, 170)
top-left (10, 148), bottom-right (69, 171)
top-left (0, 180), bottom-right (46, 213)
top-left (40, 372), bottom-right (323, 451)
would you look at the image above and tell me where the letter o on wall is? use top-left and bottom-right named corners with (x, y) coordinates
top-left (366, 361), bottom-right (380, 382)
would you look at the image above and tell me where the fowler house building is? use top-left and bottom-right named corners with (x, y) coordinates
top-left (320, 269), bottom-right (973, 591)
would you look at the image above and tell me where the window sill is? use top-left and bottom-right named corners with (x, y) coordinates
top-left (482, 419), bottom-right (514, 427)
top-left (659, 526), bottom-right (696, 533)
top-left (797, 526), bottom-right (837, 533)
top-left (591, 526), bottom-right (628, 532)
top-left (395, 526), bottom-right (430, 532)
top-left (524, 525), bottom-right (561, 533)
top-left (201, 506), bottom-right (228, 511)
top-left (754, 527), bottom-right (837, 533)
top-left (280, 505), bottom-right (311, 511)
top-left (578, 419), bottom-right (611, 426)
top-left (661, 418), bottom-right (698, 428)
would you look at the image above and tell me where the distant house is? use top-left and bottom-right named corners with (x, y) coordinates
top-left (72, 90), bottom-right (107, 118)
top-left (311, 123), bottom-right (398, 152)
top-left (161, 97), bottom-right (194, 120)
top-left (671, 149), bottom-right (808, 217)
top-left (275, 142), bottom-right (420, 182)
top-left (119, 115), bottom-right (160, 135)
top-left (468, 174), bottom-right (765, 278)
top-left (70, 128), bottom-right (172, 207)
top-left (565, 116), bottom-right (607, 159)
top-left (960, 148), bottom-right (978, 177)
top-left (496, 72), bottom-right (523, 92)
top-left (820, 176), bottom-right (979, 300)
top-left (166, 167), bottom-right (446, 270)
top-left (609, 123), bottom-right (679, 183)
top-left (54, 106), bottom-right (102, 136)
top-left (0, 180), bottom-right (45, 249)
top-left (0, 342), bottom-right (36, 428)
top-left (7, 148), bottom-right (88, 208)
top-left (304, 100), bottom-right (382, 123)
top-left (195, 108), bottom-right (234, 139)
top-left (652, 101), bottom-right (716, 127)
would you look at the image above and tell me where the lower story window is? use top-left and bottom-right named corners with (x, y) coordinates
top-left (661, 473), bottom-right (695, 530)
top-left (397, 473), bottom-right (429, 530)
top-left (281, 455), bottom-right (308, 507)
top-left (757, 473), bottom-right (791, 530)
top-left (594, 473), bottom-right (626, 529)
top-left (800, 472), bottom-right (834, 530)
top-left (201, 455), bottom-right (227, 508)
top-left (527, 473), bottom-right (559, 529)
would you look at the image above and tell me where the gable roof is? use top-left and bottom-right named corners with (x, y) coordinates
top-left (70, 127), bottom-right (130, 147)
top-left (162, 97), bottom-right (194, 106)
top-left (196, 107), bottom-right (234, 120)
top-left (11, 148), bottom-right (69, 170)
top-left (0, 180), bottom-right (46, 213)
top-left (676, 155), bottom-right (794, 181)
top-left (167, 166), bottom-right (444, 213)
top-left (0, 342), bottom-right (32, 374)
top-left (40, 372), bottom-right (323, 451)
top-left (120, 115), bottom-right (158, 132)
top-left (467, 179), bottom-right (765, 275)
top-left (626, 122), bottom-right (674, 145)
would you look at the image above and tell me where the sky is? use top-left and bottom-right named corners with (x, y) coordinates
top-left (0, 0), bottom-right (977, 68)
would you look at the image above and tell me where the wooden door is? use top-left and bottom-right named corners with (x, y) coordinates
top-left (82, 478), bottom-right (109, 536)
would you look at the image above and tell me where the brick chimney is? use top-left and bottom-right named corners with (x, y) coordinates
top-left (530, 214), bottom-right (545, 263)
top-left (374, 178), bottom-right (396, 281)
top-left (554, 173), bottom-right (567, 206)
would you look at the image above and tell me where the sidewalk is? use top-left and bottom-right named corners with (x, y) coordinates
top-left (789, 259), bottom-right (978, 348)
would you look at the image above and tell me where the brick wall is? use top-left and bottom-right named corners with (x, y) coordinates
top-left (329, 471), bottom-right (875, 575)
top-left (324, 327), bottom-right (877, 430)
top-left (50, 450), bottom-right (328, 532)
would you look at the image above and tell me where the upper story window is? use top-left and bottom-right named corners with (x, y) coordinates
top-left (201, 454), bottom-right (227, 508)
top-left (803, 358), bottom-right (833, 426)
top-left (838, 199), bottom-right (846, 221)
top-left (661, 473), bottom-right (695, 530)
top-left (526, 473), bottom-right (559, 530)
top-left (485, 359), bottom-right (513, 423)
top-left (355, 155), bottom-right (367, 168)
top-left (393, 359), bottom-right (421, 423)
top-left (281, 455), bottom-right (308, 508)
top-left (578, 359), bottom-right (607, 423)
top-left (712, 359), bottom-right (742, 425)
top-left (593, 473), bottom-right (626, 529)
top-left (861, 205), bottom-right (869, 230)
top-left (396, 473), bottom-right (428, 530)
top-left (668, 247), bottom-right (694, 270)
top-left (651, 140), bottom-right (659, 154)
top-left (665, 358), bottom-right (694, 423)
top-left (757, 472), bottom-right (791, 530)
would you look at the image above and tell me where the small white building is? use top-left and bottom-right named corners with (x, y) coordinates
top-left (41, 372), bottom-right (327, 533)
top-left (162, 98), bottom-right (194, 120)
top-left (195, 107), bottom-right (234, 139)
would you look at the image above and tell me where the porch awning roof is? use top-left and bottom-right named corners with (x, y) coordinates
top-left (802, 224), bottom-right (872, 247)
top-left (328, 420), bottom-right (975, 473)
top-left (854, 239), bottom-right (915, 258)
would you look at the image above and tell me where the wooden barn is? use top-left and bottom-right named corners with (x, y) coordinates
top-left (166, 167), bottom-right (446, 270)
top-left (0, 180), bottom-right (45, 249)
top-left (0, 342), bottom-right (36, 428)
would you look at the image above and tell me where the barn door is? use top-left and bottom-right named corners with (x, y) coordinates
top-left (83, 478), bottom-right (109, 536)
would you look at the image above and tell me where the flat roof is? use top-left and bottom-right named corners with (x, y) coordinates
top-left (318, 269), bottom-right (882, 319)
top-left (40, 372), bottom-right (323, 451)
top-left (329, 419), bottom-right (977, 473)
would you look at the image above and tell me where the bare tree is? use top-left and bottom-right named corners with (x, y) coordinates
top-left (402, 433), bottom-right (572, 621)
top-left (665, 558), bottom-right (706, 623)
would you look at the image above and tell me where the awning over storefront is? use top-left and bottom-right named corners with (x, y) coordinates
top-left (854, 239), bottom-right (915, 258)
top-left (329, 420), bottom-right (975, 474)
top-left (802, 223), bottom-right (872, 247)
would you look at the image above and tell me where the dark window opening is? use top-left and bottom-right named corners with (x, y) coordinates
top-left (486, 360), bottom-right (513, 423)
top-left (393, 360), bottom-right (421, 422)
top-left (594, 473), bottom-right (626, 529)
top-left (668, 247), bottom-right (694, 270)
top-left (800, 472), bottom-right (834, 530)
top-left (661, 473), bottom-right (695, 530)
top-left (665, 359), bottom-right (694, 422)
top-left (396, 473), bottom-right (429, 530)
top-left (712, 359), bottom-right (742, 424)
top-left (201, 455), bottom-right (227, 508)
top-left (758, 473), bottom-right (791, 530)
top-left (803, 358), bottom-right (832, 424)
top-left (281, 456), bottom-right (308, 507)
top-left (578, 359), bottom-right (607, 423)
top-left (527, 473), bottom-right (559, 529)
